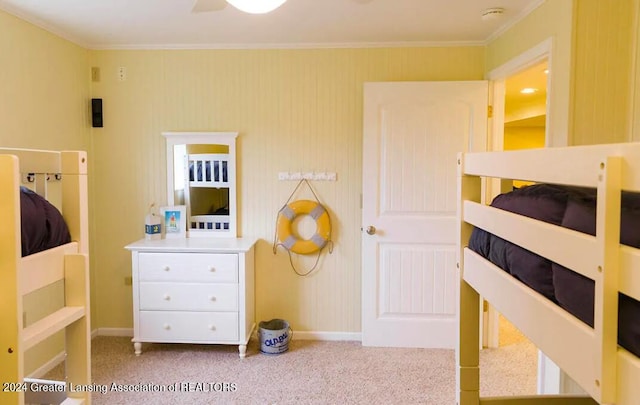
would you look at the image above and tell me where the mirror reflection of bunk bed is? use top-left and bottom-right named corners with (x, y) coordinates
top-left (186, 152), bottom-right (231, 233)
top-left (164, 132), bottom-right (238, 238)
top-left (457, 142), bottom-right (640, 404)
top-left (0, 148), bottom-right (91, 405)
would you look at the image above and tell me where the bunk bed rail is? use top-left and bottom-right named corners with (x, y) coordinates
top-left (457, 142), bottom-right (640, 405)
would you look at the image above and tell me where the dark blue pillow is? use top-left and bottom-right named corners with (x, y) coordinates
top-left (491, 183), bottom-right (573, 225)
top-left (20, 187), bottom-right (71, 256)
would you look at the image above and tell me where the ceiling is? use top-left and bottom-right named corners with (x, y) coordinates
top-left (0, 0), bottom-right (543, 49)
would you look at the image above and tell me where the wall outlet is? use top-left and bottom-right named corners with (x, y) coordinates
top-left (91, 67), bottom-right (100, 82)
top-left (117, 67), bottom-right (127, 81)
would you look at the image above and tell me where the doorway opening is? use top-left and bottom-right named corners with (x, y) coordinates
top-left (484, 40), bottom-right (552, 348)
top-left (503, 59), bottom-right (548, 187)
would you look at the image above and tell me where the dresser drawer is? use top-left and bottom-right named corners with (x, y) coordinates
top-left (138, 252), bottom-right (238, 283)
top-left (139, 282), bottom-right (238, 311)
top-left (139, 311), bottom-right (239, 342)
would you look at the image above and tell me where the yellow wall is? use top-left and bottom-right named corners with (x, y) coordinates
top-left (503, 126), bottom-right (546, 151)
top-left (636, 0), bottom-right (640, 142)
top-left (504, 126), bottom-right (546, 188)
top-left (570, 0), bottom-right (637, 145)
top-left (0, 11), bottom-right (90, 150)
top-left (88, 47), bottom-right (486, 332)
top-left (0, 10), bottom-right (90, 375)
top-left (630, 0), bottom-right (640, 142)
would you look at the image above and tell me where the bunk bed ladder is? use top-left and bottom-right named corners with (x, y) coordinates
top-left (0, 151), bottom-right (91, 405)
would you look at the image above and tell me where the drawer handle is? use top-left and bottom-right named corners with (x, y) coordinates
top-left (209, 266), bottom-right (216, 272)
top-left (163, 266), bottom-right (171, 272)
top-left (163, 294), bottom-right (171, 301)
top-left (209, 296), bottom-right (217, 302)
top-left (208, 325), bottom-right (216, 331)
top-left (163, 323), bottom-right (171, 330)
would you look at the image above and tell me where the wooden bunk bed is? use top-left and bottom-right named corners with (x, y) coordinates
top-left (0, 148), bottom-right (91, 405)
top-left (186, 153), bottom-right (231, 234)
top-left (457, 142), bottom-right (640, 404)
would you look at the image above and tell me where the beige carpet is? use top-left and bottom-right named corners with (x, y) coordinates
top-left (45, 319), bottom-right (536, 405)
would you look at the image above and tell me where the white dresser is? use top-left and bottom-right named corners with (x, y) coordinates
top-left (125, 237), bottom-right (256, 358)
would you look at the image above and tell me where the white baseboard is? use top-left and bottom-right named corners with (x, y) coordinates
top-left (96, 327), bottom-right (360, 342)
top-left (93, 327), bottom-right (133, 337)
top-left (253, 330), bottom-right (361, 342)
top-left (28, 352), bottom-right (65, 379)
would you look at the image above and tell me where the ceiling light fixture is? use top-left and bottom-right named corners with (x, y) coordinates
top-left (520, 88), bottom-right (538, 94)
top-left (226, 0), bottom-right (287, 14)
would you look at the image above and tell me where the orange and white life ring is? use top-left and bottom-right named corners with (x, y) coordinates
top-left (276, 200), bottom-right (331, 255)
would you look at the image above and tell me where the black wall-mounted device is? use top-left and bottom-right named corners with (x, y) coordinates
top-left (91, 98), bottom-right (103, 128)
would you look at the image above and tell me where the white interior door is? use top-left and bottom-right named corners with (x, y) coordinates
top-left (362, 81), bottom-right (487, 348)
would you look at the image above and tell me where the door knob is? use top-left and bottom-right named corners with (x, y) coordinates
top-left (365, 225), bottom-right (376, 235)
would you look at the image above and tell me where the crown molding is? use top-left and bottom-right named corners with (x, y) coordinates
top-left (484, 0), bottom-right (545, 45)
top-left (89, 40), bottom-right (485, 51)
top-left (0, 3), bottom-right (90, 48)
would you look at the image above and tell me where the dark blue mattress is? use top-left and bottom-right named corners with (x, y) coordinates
top-left (468, 183), bottom-right (640, 357)
top-left (20, 186), bottom-right (71, 257)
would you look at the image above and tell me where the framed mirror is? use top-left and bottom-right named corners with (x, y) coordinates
top-left (162, 131), bottom-right (238, 238)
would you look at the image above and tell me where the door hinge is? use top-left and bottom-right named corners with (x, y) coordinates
top-left (487, 105), bottom-right (493, 118)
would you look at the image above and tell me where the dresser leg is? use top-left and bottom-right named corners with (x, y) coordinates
top-left (238, 344), bottom-right (246, 358)
top-left (134, 341), bottom-right (142, 356)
